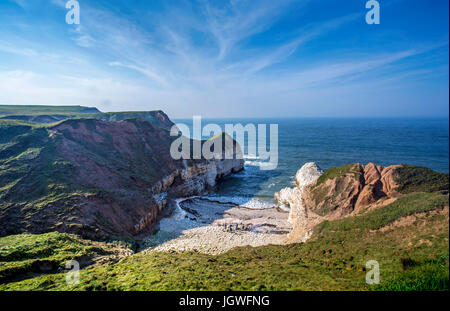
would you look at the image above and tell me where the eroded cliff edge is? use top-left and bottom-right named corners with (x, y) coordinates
top-left (275, 162), bottom-right (449, 243)
top-left (0, 113), bottom-right (243, 240)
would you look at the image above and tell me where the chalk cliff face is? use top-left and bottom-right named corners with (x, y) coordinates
top-left (0, 114), bottom-right (243, 240)
top-left (274, 162), bottom-right (323, 223)
top-left (274, 162), bottom-right (323, 242)
top-left (275, 162), bottom-right (420, 242)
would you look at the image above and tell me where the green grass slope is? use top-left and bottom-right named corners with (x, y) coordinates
top-left (394, 165), bottom-right (449, 194)
top-left (0, 105), bottom-right (174, 130)
top-left (1, 191), bottom-right (447, 291)
top-left (0, 232), bottom-right (132, 285)
top-left (315, 163), bottom-right (361, 186)
top-left (0, 105), bottom-right (100, 115)
top-left (0, 120), bottom-right (89, 236)
top-left (0, 111), bottom-right (239, 240)
top-left (0, 117), bottom-right (178, 239)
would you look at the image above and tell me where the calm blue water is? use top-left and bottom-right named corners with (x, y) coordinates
top-left (174, 118), bottom-right (449, 208)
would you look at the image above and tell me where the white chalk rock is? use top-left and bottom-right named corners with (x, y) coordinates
top-left (295, 162), bottom-right (323, 188)
top-left (274, 162), bottom-right (323, 226)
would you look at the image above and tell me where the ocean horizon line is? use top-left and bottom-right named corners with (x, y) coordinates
top-left (172, 116), bottom-right (450, 121)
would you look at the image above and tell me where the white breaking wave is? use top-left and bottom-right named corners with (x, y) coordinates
top-left (267, 183), bottom-right (276, 188)
top-left (243, 154), bottom-right (261, 160)
top-left (244, 160), bottom-right (274, 169)
top-left (201, 195), bottom-right (275, 209)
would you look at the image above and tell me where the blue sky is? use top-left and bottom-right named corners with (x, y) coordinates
top-left (0, 0), bottom-right (448, 118)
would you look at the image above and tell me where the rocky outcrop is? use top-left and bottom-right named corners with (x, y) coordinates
top-left (274, 163), bottom-right (323, 224)
top-left (275, 162), bottom-right (403, 242)
top-left (303, 163), bottom-right (401, 219)
top-left (0, 114), bottom-right (243, 241)
top-left (274, 162), bottom-right (323, 242)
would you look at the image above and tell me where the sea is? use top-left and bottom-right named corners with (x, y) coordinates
top-left (173, 118), bottom-right (449, 209)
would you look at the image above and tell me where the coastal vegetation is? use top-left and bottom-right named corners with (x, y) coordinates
top-left (0, 107), bottom-right (448, 291)
top-left (394, 165), bottom-right (449, 194)
top-left (315, 164), bottom-right (361, 187)
top-left (0, 189), bottom-right (447, 291)
top-left (0, 232), bottom-right (132, 285)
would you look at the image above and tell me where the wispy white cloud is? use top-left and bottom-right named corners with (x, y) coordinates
top-left (225, 12), bottom-right (362, 74)
top-left (108, 62), bottom-right (169, 87)
top-left (63, 0), bottom-right (361, 91)
top-left (0, 0), bottom-right (447, 117)
top-left (0, 42), bottom-right (38, 57)
top-left (69, 26), bottom-right (95, 48)
top-left (200, 0), bottom-right (302, 59)
top-left (50, 0), bottom-right (66, 8)
top-left (11, 0), bottom-right (27, 8)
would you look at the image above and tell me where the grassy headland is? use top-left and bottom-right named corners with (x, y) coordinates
top-left (0, 189), bottom-right (447, 291)
top-left (0, 107), bottom-right (447, 291)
